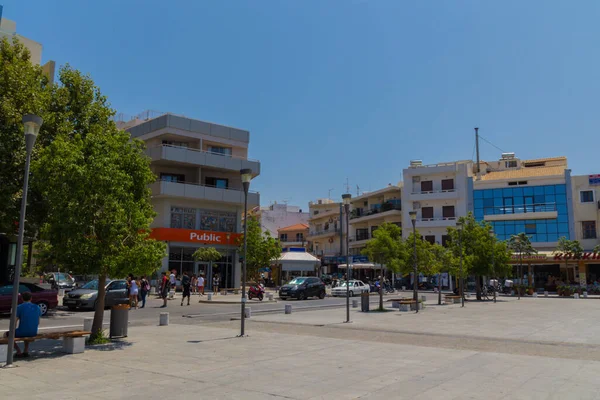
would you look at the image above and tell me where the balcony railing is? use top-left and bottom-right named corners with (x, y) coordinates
top-left (280, 238), bottom-right (306, 243)
top-left (412, 189), bottom-right (456, 195)
top-left (308, 228), bottom-right (341, 237)
top-left (350, 203), bottom-right (401, 220)
top-left (151, 144), bottom-right (259, 162)
top-left (349, 233), bottom-right (371, 242)
top-left (482, 203), bottom-right (557, 216)
top-left (419, 217), bottom-right (456, 222)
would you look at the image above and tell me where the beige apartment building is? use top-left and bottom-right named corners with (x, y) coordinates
top-left (0, 15), bottom-right (55, 81)
top-left (118, 112), bottom-right (260, 290)
top-left (278, 223), bottom-right (309, 251)
top-left (348, 184), bottom-right (402, 255)
top-left (307, 199), bottom-right (343, 273)
top-left (571, 174), bottom-right (600, 250)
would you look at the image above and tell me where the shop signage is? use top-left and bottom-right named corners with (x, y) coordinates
top-left (322, 255), bottom-right (369, 264)
top-left (589, 174), bottom-right (600, 186)
top-left (149, 228), bottom-right (242, 245)
top-left (510, 254), bottom-right (547, 261)
top-left (553, 252), bottom-right (600, 260)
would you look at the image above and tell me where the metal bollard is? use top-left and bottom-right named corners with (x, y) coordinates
top-left (421, 295), bottom-right (426, 303)
top-left (268, 293), bottom-right (274, 301)
top-left (159, 312), bottom-right (169, 326)
top-left (207, 293), bottom-right (213, 301)
top-left (285, 304), bottom-right (292, 314)
top-left (244, 307), bottom-right (251, 318)
top-left (150, 286), bottom-right (156, 295)
top-left (584, 292), bottom-right (589, 298)
top-left (533, 293), bottom-right (538, 298)
top-left (83, 317), bottom-right (93, 332)
top-left (544, 291), bottom-right (549, 297)
top-left (58, 289), bottom-right (65, 297)
top-left (352, 299), bottom-right (358, 308)
top-left (574, 293), bottom-right (580, 299)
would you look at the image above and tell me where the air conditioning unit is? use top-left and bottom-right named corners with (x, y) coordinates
top-left (413, 201), bottom-right (421, 210)
top-left (412, 176), bottom-right (421, 183)
top-left (410, 160), bottom-right (423, 168)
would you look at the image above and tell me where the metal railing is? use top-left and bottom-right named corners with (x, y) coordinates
top-left (157, 179), bottom-right (259, 194)
top-left (153, 144), bottom-right (259, 162)
top-left (308, 228), bottom-right (341, 236)
top-left (483, 203), bottom-right (557, 215)
top-left (350, 204), bottom-right (402, 220)
top-left (412, 189), bottom-right (456, 194)
top-left (419, 217), bottom-right (456, 222)
top-left (349, 233), bottom-right (371, 242)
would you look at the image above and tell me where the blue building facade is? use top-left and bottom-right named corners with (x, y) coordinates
top-left (473, 183), bottom-right (570, 242)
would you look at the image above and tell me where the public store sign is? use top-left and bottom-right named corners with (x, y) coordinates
top-left (149, 228), bottom-right (242, 245)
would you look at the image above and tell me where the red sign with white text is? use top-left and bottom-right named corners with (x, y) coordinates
top-left (149, 228), bottom-right (242, 245)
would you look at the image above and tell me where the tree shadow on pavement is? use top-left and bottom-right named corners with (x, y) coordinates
top-left (187, 336), bottom-right (238, 344)
top-left (10, 338), bottom-right (133, 364)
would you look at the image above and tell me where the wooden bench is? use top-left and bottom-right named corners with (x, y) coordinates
top-left (0, 330), bottom-right (90, 362)
top-left (444, 295), bottom-right (462, 304)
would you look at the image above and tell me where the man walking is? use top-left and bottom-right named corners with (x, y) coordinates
top-left (160, 271), bottom-right (169, 308)
top-left (169, 270), bottom-right (176, 291)
top-left (181, 271), bottom-right (191, 306)
top-left (3, 292), bottom-right (41, 358)
top-left (197, 274), bottom-right (205, 300)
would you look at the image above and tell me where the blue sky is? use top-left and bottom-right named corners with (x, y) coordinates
top-left (3, 1), bottom-right (600, 208)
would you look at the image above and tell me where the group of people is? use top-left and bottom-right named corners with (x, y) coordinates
top-left (158, 270), bottom-right (222, 307)
top-left (126, 274), bottom-right (150, 309)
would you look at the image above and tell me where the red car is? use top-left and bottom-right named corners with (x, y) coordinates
top-left (0, 282), bottom-right (59, 316)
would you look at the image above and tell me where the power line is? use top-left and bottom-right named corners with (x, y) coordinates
top-left (479, 135), bottom-right (506, 154)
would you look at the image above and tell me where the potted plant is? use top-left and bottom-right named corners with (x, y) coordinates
top-left (526, 286), bottom-right (534, 296)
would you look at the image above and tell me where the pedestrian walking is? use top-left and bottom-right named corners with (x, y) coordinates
top-left (197, 274), bottom-right (205, 299)
top-left (128, 275), bottom-right (139, 309)
top-left (191, 274), bottom-right (197, 295)
top-left (181, 271), bottom-right (191, 306)
top-left (213, 274), bottom-right (220, 294)
top-left (140, 275), bottom-right (150, 308)
top-left (160, 271), bottom-right (169, 308)
top-left (169, 270), bottom-right (176, 290)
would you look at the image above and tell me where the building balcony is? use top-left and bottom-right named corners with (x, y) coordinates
top-left (146, 144), bottom-right (260, 176)
top-left (151, 180), bottom-right (259, 207)
top-left (309, 208), bottom-right (340, 221)
top-left (409, 189), bottom-right (459, 201)
top-left (307, 228), bottom-right (341, 240)
top-left (482, 203), bottom-right (558, 222)
top-left (350, 208), bottom-right (402, 224)
top-left (415, 217), bottom-right (457, 229)
top-left (349, 233), bottom-right (371, 247)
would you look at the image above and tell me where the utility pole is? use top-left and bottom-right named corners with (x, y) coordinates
top-left (475, 127), bottom-right (481, 180)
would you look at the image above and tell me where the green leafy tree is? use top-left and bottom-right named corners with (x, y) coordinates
top-left (429, 243), bottom-right (454, 304)
top-left (402, 231), bottom-right (441, 301)
top-left (193, 247), bottom-right (223, 263)
top-left (554, 237), bottom-right (584, 282)
top-left (33, 128), bottom-right (166, 339)
top-left (594, 244), bottom-right (600, 253)
top-left (241, 216), bottom-right (282, 282)
top-left (447, 213), bottom-right (512, 300)
top-left (362, 223), bottom-right (406, 310)
top-left (0, 38), bottom-right (50, 236)
top-left (507, 233), bottom-right (537, 299)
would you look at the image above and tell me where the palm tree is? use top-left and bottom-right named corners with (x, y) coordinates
top-left (508, 233), bottom-right (537, 299)
top-left (555, 237), bottom-right (584, 284)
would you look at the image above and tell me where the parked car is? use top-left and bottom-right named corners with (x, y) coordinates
top-left (44, 272), bottom-right (76, 291)
top-left (331, 280), bottom-right (370, 297)
top-left (0, 282), bottom-right (59, 316)
top-left (72, 275), bottom-right (98, 288)
top-left (62, 279), bottom-right (129, 311)
top-left (279, 277), bottom-right (326, 300)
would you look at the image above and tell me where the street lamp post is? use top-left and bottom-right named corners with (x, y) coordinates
top-left (239, 168), bottom-right (253, 337)
top-left (6, 114), bottom-right (43, 367)
top-left (408, 211), bottom-right (418, 313)
top-left (456, 221), bottom-right (464, 307)
top-left (342, 193), bottom-right (351, 323)
top-left (489, 228), bottom-right (497, 304)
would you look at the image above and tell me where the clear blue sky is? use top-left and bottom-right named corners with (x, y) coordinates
top-left (4, 1), bottom-right (600, 209)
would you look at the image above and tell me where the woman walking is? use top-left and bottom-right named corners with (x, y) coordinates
top-left (191, 274), bottom-right (197, 295)
top-left (128, 275), bottom-right (139, 309)
top-left (140, 275), bottom-right (150, 308)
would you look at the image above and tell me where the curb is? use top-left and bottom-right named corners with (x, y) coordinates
top-left (197, 300), bottom-right (278, 305)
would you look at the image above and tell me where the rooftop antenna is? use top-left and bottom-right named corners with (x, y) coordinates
top-left (344, 178), bottom-right (350, 194)
top-left (475, 127), bottom-right (481, 180)
top-left (356, 185), bottom-right (360, 196)
top-left (327, 188), bottom-right (334, 199)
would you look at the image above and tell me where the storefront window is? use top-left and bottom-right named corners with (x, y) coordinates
top-left (170, 207), bottom-right (237, 233)
top-left (170, 207), bottom-right (196, 229)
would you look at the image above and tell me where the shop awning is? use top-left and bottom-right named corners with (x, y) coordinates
top-left (338, 263), bottom-right (382, 269)
top-left (272, 251), bottom-right (320, 272)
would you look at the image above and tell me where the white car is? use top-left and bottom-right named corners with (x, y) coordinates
top-left (331, 280), bottom-right (370, 297)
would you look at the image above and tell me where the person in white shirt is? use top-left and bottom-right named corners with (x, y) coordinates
top-left (169, 271), bottom-right (176, 290)
top-left (197, 275), bottom-right (205, 299)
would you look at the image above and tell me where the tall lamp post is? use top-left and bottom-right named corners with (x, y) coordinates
top-left (489, 228), bottom-right (497, 304)
top-left (408, 211), bottom-right (418, 312)
top-left (342, 193), bottom-right (351, 323)
top-left (6, 114), bottom-right (43, 367)
top-left (456, 221), bottom-right (465, 307)
top-left (239, 168), bottom-right (253, 337)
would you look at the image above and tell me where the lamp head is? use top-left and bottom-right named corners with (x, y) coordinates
top-left (408, 210), bottom-right (417, 221)
top-left (240, 169), bottom-right (253, 184)
top-left (342, 193), bottom-right (351, 205)
top-left (22, 114), bottom-right (43, 137)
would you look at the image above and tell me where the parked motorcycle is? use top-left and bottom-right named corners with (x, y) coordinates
top-left (248, 284), bottom-right (265, 301)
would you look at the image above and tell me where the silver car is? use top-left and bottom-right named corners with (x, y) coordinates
top-left (62, 279), bottom-right (129, 310)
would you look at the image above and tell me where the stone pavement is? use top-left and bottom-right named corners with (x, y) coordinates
top-left (2, 296), bottom-right (600, 399)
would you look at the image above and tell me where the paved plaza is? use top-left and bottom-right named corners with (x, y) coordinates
top-left (2, 296), bottom-right (600, 399)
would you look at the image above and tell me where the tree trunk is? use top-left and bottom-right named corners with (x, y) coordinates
top-left (379, 284), bottom-right (384, 310)
top-left (475, 276), bottom-right (482, 300)
top-left (438, 273), bottom-right (442, 305)
top-left (91, 273), bottom-right (107, 336)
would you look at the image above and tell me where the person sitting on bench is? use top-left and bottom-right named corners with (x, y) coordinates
top-left (3, 291), bottom-right (42, 358)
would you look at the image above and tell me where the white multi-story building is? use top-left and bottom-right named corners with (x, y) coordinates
top-left (402, 160), bottom-right (474, 245)
top-left (571, 174), bottom-right (600, 251)
top-left (119, 112), bottom-right (260, 289)
top-left (307, 198), bottom-right (344, 273)
top-left (249, 203), bottom-right (309, 238)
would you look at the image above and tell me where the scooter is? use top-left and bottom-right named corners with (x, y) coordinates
top-left (248, 284), bottom-right (265, 301)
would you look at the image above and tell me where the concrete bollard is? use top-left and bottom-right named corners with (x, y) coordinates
top-left (58, 289), bottom-right (65, 297)
top-left (159, 312), bottom-right (169, 326)
top-left (401, 286), bottom-right (406, 291)
top-left (150, 286), bottom-right (156, 295)
top-left (533, 293), bottom-right (538, 298)
top-left (574, 293), bottom-right (580, 299)
top-left (0, 344), bottom-right (7, 363)
top-left (584, 291), bottom-right (589, 298)
top-left (268, 293), bottom-right (274, 301)
top-left (421, 295), bottom-right (426, 303)
top-left (83, 317), bottom-right (93, 332)
top-left (544, 291), bottom-right (549, 297)
top-left (352, 299), bottom-right (358, 308)
top-left (168, 290), bottom-right (175, 299)
top-left (207, 293), bottom-right (213, 301)
top-left (285, 304), bottom-right (292, 314)
top-left (244, 307), bottom-right (251, 318)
